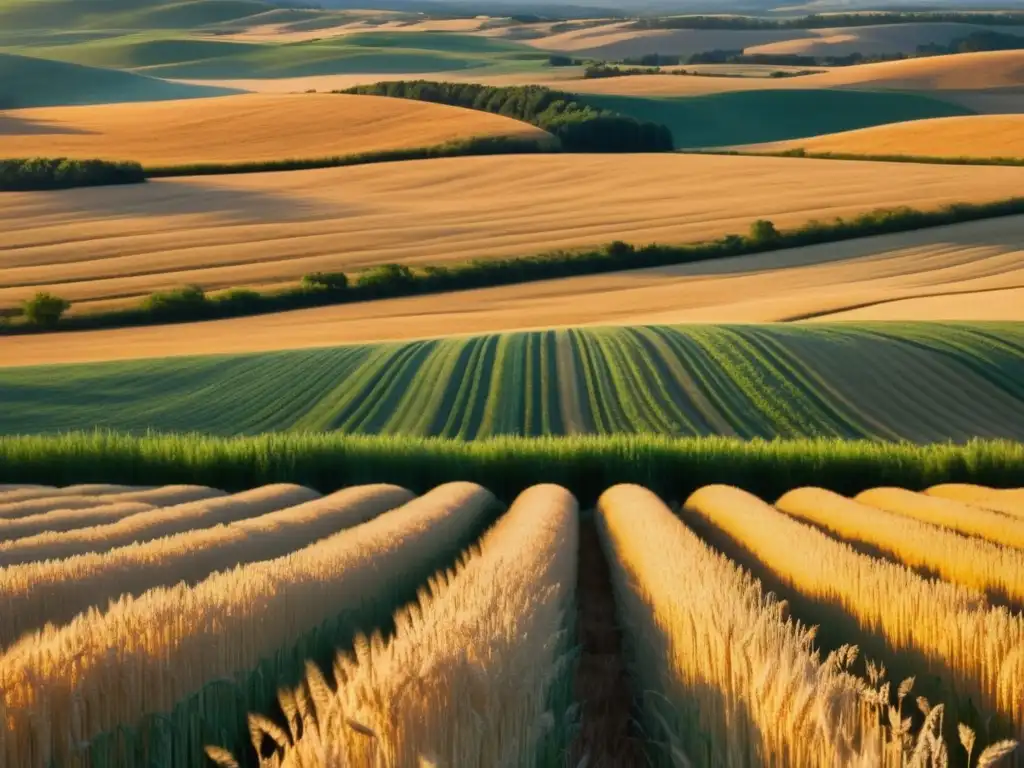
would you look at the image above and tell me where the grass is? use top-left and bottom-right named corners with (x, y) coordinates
top-left (579, 90), bottom-right (975, 148)
top-left (5, 323), bottom-right (1024, 445)
top-left (3, 431), bottom-right (1024, 507)
top-left (0, 51), bottom-right (236, 108)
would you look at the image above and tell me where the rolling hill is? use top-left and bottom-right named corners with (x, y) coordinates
top-left (2, 154), bottom-right (1022, 312)
top-left (2, 30), bottom-right (551, 80)
top-left (0, 51), bottom-right (235, 108)
top-left (0, 92), bottom-right (551, 166)
top-left (560, 50), bottom-right (1024, 97)
top-left (0, 213), bottom-right (1021, 367)
top-left (579, 89), bottom-right (972, 147)
top-left (739, 114), bottom-right (1024, 159)
top-left (0, 0), bottom-right (275, 31)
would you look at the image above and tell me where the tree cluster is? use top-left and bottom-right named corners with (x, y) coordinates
top-left (342, 81), bottom-right (674, 153)
top-left (0, 158), bottom-right (145, 191)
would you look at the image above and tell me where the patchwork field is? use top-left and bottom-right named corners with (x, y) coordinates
top-left (0, 92), bottom-right (549, 166)
top-left (0, 473), bottom-right (1021, 766)
top-left (6, 4), bottom-right (1024, 767)
top-left (739, 114), bottom-right (1024, 159)
top-left (2, 154), bottom-right (1023, 314)
top-left (5, 323), bottom-right (1024, 442)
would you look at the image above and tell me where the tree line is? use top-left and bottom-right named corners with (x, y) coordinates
top-left (341, 82), bottom-right (675, 153)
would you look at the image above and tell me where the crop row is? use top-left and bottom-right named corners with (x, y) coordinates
top-left (6, 323), bottom-right (1024, 441)
top-left (3, 479), bottom-right (1022, 766)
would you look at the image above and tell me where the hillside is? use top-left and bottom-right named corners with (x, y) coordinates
top-left (579, 89), bottom-right (970, 147)
top-left (0, 0), bottom-right (275, 31)
top-left (3, 323), bottom-right (1024, 442)
top-left (740, 114), bottom-right (1024, 159)
top-left (515, 18), bottom-right (1024, 59)
top-left (0, 51), bottom-right (235, 108)
top-left (0, 214), bottom-right (1021, 366)
top-left (560, 50), bottom-right (1024, 99)
top-left (2, 154), bottom-right (1022, 312)
top-left (0, 92), bottom-right (551, 166)
top-left (3, 30), bottom-right (551, 80)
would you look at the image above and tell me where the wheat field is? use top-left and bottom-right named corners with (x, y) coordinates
top-left (2, 214), bottom-right (1022, 368)
top-left (1, 154), bottom-right (1022, 318)
top-left (556, 50), bottom-right (1024, 98)
top-left (742, 115), bottom-right (1024, 159)
top-left (0, 92), bottom-right (550, 166)
top-left (3, 478), bottom-right (1021, 766)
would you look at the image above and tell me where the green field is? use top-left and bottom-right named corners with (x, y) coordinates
top-left (1, 30), bottom-right (551, 80)
top-left (580, 90), bottom-right (975, 148)
top-left (0, 51), bottom-right (237, 107)
top-left (0, 0), bottom-right (274, 31)
top-left (6, 323), bottom-right (1024, 441)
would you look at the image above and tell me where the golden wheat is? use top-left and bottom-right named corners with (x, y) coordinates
top-left (229, 484), bottom-right (578, 768)
top-left (857, 487), bottom-right (1024, 550)
top-left (0, 483), bottom-right (319, 567)
top-left (778, 487), bottom-right (1024, 607)
top-left (0, 483), bottom-right (224, 540)
top-left (0, 494), bottom-right (120, 520)
top-left (0, 485), bottom-right (153, 510)
top-left (0, 484), bottom-right (414, 649)
top-left (597, 484), bottom-right (897, 767)
top-left (0, 482), bottom-right (497, 768)
top-left (0, 501), bottom-right (154, 541)
top-left (925, 484), bottom-right (1024, 522)
top-left (685, 485), bottom-right (1024, 756)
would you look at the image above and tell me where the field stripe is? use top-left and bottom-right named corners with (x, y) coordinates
top-left (5, 324), bottom-right (1024, 441)
top-left (554, 329), bottom-right (590, 435)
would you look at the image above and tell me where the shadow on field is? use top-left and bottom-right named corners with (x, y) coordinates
top-left (21, 178), bottom-right (355, 224)
top-left (0, 115), bottom-right (97, 136)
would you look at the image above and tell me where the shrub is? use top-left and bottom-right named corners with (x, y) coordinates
top-left (749, 219), bottom-right (780, 244)
top-left (302, 272), bottom-right (349, 292)
top-left (212, 289), bottom-right (263, 310)
top-left (141, 285), bottom-right (208, 315)
top-left (20, 292), bottom-right (69, 328)
top-left (356, 264), bottom-right (416, 294)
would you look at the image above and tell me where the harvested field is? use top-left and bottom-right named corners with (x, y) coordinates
top-left (6, 323), bottom-right (1024, 442)
top-left (2, 214), bottom-right (1022, 366)
top-left (2, 154), bottom-right (1023, 312)
top-left (0, 93), bottom-right (549, 166)
top-left (740, 114), bottom-right (1024, 158)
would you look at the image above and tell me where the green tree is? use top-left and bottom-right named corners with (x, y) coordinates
top-left (749, 219), bottom-right (781, 244)
top-left (22, 292), bottom-right (70, 328)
